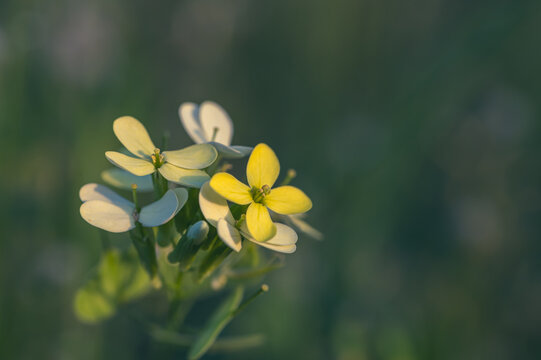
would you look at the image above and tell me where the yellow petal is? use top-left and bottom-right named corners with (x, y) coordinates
top-left (265, 186), bottom-right (312, 214)
top-left (209, 172), bottom-right (252, 205)
top-left (246, 203), bottom-right (276, 242)
top-left (246, 143), bottom-right (280, 188)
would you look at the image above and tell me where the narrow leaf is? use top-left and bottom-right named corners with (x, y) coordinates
top-left (187, 287), bottom-right (244, 360)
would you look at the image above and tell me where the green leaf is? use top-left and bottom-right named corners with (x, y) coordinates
top-left (130, 231), bottom-right (158, 278)
top-left (74, 282), bottom-right (115, 323)
top-left (188, 286), bottom-right (244, 360)
top-left (73, 249), bottom-right (152, 324)
top-left (198, 242), bottom-right (232, 282)
top-left (149, 325), bottom-right (265, 352)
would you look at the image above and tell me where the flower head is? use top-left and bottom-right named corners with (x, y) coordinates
top-left (105, 116), bottom-right (217, 188)
top-left (199, 182), bottom-right (297, 253)
top-left (209, 143), bottom-right (312, 242)
top-left (179, 101), bottom-right (252, 159)
top-left (79, 183), bottom-right (188, 233)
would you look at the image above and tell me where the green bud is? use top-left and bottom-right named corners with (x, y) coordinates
top-left (187, 220), bottom-right (210, 245)
top-left (168, 221), bottom-right (209, 271)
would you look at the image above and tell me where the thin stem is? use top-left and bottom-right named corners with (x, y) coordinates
top-left (131, 184), bottom-right (139, 210)
top-left (231, 284), bottom-right (269, 317)
top-left (280, 169), bottom-right (297, 186)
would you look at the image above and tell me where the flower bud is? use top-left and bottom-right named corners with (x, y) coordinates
top-left (187, 220), bottom-right (210, 245)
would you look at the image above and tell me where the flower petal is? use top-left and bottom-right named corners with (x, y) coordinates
top-left (209, 172), bottom-right (252, 205)
top-left (239, 222), bottom-right (297, 246)
top-left (265, 223), bottom-right (298, 245)
top-left (173, 188), bottom-right (189, 211)
top-left (113, 116), bottom-right (156, 158)
top-left (199, 101), bottom-right (233, 146)
top-left (251, 241), bottom-right (296, 254)
top-left (101, 168), bottom-right (154, 192)
top-left (265, 185), bottom-right (312, 215)
top-left (158, 163), bottom-right (209, 188)
top-left (246, 143), bottom-right (280, 188)
top-left (199, 182), bottom-right (235, 227)
top-left (246, 203), bottom-right (276, 242)
top-left (139, 189), bottom-right (179, 227)
top-left (105, 151), bottom-right (156, 176)
top-left (179, 102), bottom-right (206, 144)
top-left (210, 142), bottom-right (252, 159)
top-left (80, 200), bottom-right (135, 233)
top-left (163, 144), bottom-right (217, 169)
top-left (217, 218), bottom-right (242, 252)
top-left (79, 183), bottom-right (134, 208)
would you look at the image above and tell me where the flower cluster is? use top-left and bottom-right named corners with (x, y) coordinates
top-left (76, 101), bottom-right (320, 358)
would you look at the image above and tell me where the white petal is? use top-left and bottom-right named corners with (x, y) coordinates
top-left (217, 218), bottom-right (242, 252)
top-left (101, 168), bottom-right (154, 192)
top-left (113, 116), bottom-right (156, 158)
top-left (80, 200), bottom-right (135, 233)
top-left (79, 183), bottom-right (134, 207)
top-left (198, 182), bottom-right (235, 227)
top-left (162, 144), bottom-right (217, 169)
top-left (266, 223), bottom-right (298, 245)
top-left (179, 102), bottom-right (206, 143)
top-left (199, 101), bottom-right (233, 146)
top-left (158, 163), bottom-right (210, 188)
top-left (139, 190), bottom-right (179, 227)
top-left (210, 142), bottom-right (252, 159)
top-left (250, 240), bottom-right (296, 254)
top-left (239, 222), bottom-right (297, 246)
top-left (105, 151), bottom-right (156, 176)
top-left (172, 188), bottom-right (189, 211)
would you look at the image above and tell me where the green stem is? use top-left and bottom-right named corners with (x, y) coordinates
top-left (152, 171), bottom-right (168, 198)
top-left (231, 284), bottom-right (269, 317)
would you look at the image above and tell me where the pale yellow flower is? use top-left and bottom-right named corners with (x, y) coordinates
top-left (209, 143), bottom-right (312, 242)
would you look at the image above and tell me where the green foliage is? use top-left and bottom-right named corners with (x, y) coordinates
top-left (73, 249), bottom-right (152, 323)
top-left (188, 287), bottom-right (244, 360)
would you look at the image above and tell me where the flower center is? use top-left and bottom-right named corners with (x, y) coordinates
top-left (151, 148), bottom-right (165, 168)
top-left (250, 185), bottom-right (271, 204)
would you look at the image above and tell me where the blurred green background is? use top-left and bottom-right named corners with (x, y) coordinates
top-left (2, 0), bottom-right (541, 359)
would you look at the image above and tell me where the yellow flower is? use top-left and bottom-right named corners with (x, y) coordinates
top-left (209, 143), bottom-right (312, 242)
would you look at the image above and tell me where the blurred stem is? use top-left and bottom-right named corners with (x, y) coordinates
top-left (167, 298), bottom-right (194, 330)
top-left (231, 284), bottom-right (269, 317)
top-left (130, 223), bottom-right (158, 278)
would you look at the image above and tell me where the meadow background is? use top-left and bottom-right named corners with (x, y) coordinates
top-left (2, 0), bottom-right (541, 359)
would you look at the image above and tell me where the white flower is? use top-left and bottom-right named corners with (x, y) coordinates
top-left (198, 182), bottom-right (297, 254)
top-left (79, 183), bottom-right (188, 233)
top-left (179, 101), bottom-right (252, 159)
top-left (105, 116), bottom-right (217, 188)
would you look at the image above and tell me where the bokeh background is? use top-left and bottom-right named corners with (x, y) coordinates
top-left (2, 0), bottom-right (541, 359)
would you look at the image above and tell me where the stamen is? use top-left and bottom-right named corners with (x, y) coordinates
top-left (152, 148), bottom-right (164, 168)
top-left (251, 185), bottom-right (271, 204)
